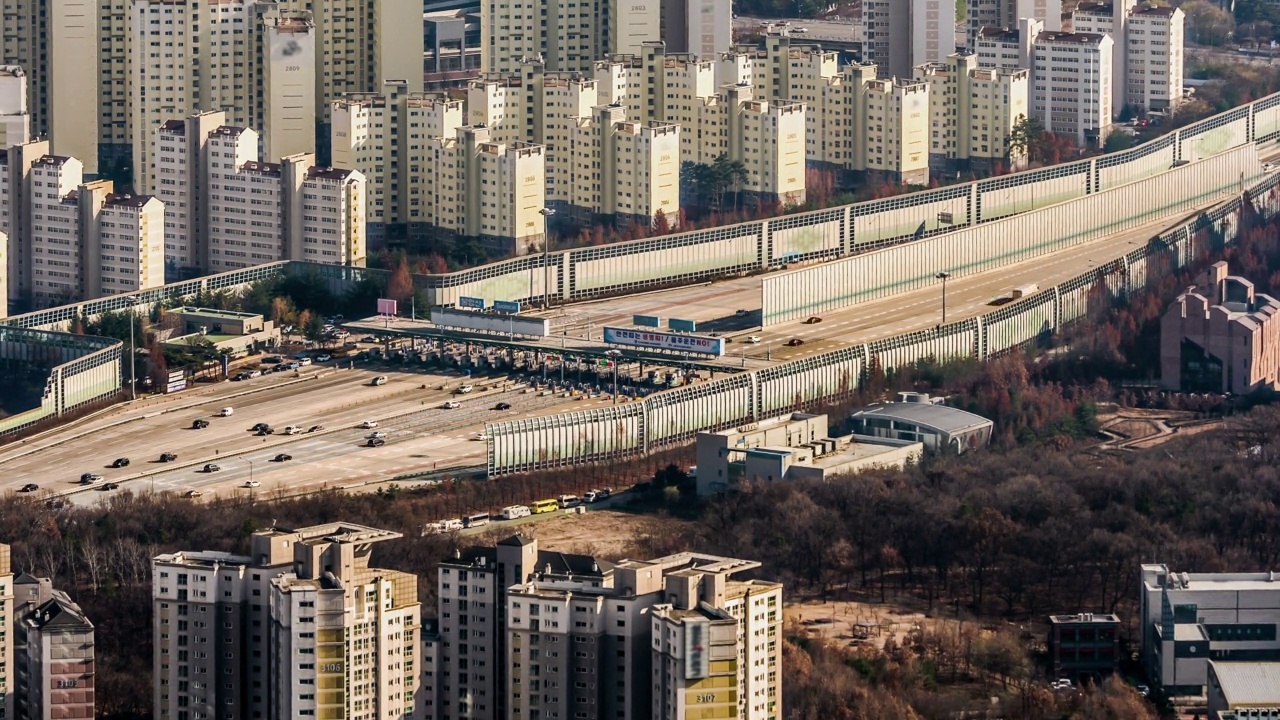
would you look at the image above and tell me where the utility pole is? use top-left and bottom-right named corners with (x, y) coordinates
top-left (125, 295), bottom-right (140, 401)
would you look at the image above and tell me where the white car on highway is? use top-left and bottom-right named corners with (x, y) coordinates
top-left (368, 431), bottom-right (387, 440)
top-left (744, 335), bottom-right (762, 344)
top-left (442, 401), bottom-right (461, 409)
top-left (218, 407), bottom-right (234, 416)
top-left (456, 384), bottom-right (475, 394)
top-left (283, 425), bottom-right (303, 435)
top-left (360, 420), bottom-right (378, 429)
top-left (243, 480), bottom-right (261, 488)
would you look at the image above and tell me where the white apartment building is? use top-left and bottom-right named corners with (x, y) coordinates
top-left (865, 0), bottom-right (958, 79)
top-left (595, 49), bottom-right (809, 202)
top-left (570, 105), bottom-right (682, 226)
top-left (0, 66), bottom-right (31, 149)
top-left (130, 0), bottom-right (321, 194)
top-left (1032, 31), bottom-right (1114, 146)
top-left (155, 110), bottom-right (366, 275)
top-left (914, 52), bottom-right (1031, 172)
top-left (965, 0), bottom-right (1062, 50)
top-left (331, 84), bottom-right (463, 240)
top-left (2, 139), bottom-right (50, 308)
top-left (975, 20), bottom-right (1040, 71)
top-left (1073, 0), bottom-right (1184, 114)
top-left (479, 0), bottom-right (660, 75)
top-left (154, 523), bottom-right (419, 720)
top-left (0, 0), bottom-right (107, 174)
top-left (423, 534), bottom-right (784, 720)
top-left (98, 194), bottom-right (166, 299)
top-left (17, 155), bottom-right (164, 307)
top-left (1141, 563), bottom-right (1280, 696)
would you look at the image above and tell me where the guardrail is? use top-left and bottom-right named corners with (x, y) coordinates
top-left (482, 169), bottom-right (1280, 475)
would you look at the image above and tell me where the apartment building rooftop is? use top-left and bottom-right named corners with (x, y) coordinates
top-left (241, 160), bottom-right (282, 175)
top-left (978, 26), bottom-right (1022, 42)
top-left (260, 521), bottom-right (402, 546)
top-left (154, 550), bottom-right (254, 567)
top-left (307, 166), bottom-right (357, 181)
top-left (26, 591), bottom-right (93, 631)
top-left (1143, 564), bottom-right (1280, 591)
top-left (160, 120), bottom-right (186, 133)
top-left (104, 193), bottom-right (154, 208)
top-left (0, 65), bottom-right (24, 77)
top-left (33, 154), bottom-right (74, 167)
top-left (1050, 612), bottom-right (1121, 625)
top-left (211, 124), bottom-right (251, 137)
top-left (1039, 31), bottom-right (1108, 44)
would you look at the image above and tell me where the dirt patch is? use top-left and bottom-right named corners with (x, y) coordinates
top-left (787, 597), bottom-right (945, 651)
top-left (477, 509), bottom-right (697, 560)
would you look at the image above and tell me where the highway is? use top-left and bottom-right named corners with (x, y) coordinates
top-left (0, 361), bottom-right (620, 505)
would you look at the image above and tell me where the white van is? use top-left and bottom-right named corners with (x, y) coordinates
top-left (218, 407), bottom-right (234, 417)
top-left (371, 375), bottom-right (388, 386)
top-left (439, 518), bottom-right (463, 532)
top-left (501, 505), bottom-right (532, 520)
top-left (298, 357), bottom-right (313, 366)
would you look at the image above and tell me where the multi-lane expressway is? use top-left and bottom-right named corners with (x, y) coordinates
top-left (2, 170), bottom-right (1258, 501)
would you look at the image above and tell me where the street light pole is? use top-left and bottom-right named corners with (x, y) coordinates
top-left (935, 272), bottom-right (950, 325)
top-left (540, 208), bottom-right (556, 310)
top-left (125, 295), bottom-right (140, 401)
top-left (605, 350), bottom-right (621, 404)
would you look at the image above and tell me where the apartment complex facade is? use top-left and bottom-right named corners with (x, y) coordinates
top-left (479, 0), bottom-right (661, 74)
top-left (978, 23), bottom-right (1114, 146)
top-left (0, 0), bottom-right (117, 174)
top-left (156, 110), bottom-right (367, 276)
top-left (661, 0), bottom-right (733, 58)
top-left (865, 0), bottom-right (957, 79)
top-left (1072, 0), bottom-right (1185, 114)
top-left (913, 52), bottom-right (1031, 172)
top-left (153, 523), bottom-right (420, 720)
top-left (130, 0), bottom-right (321, 195)
top-left (0, 145), bottom-right (165, 308)
top-left (1141, 563), bottom-right (1280, 695)
top-left (422, 534), bottom-right (783, 720)
top-left (1160, 261), bottom-right (1280, 395)
top-left (0, 545), bottom-right (96, 720)
top-left (965, 0), bottom-right (1062, 50)
top-left (0, 67), bottom-right (31, 150)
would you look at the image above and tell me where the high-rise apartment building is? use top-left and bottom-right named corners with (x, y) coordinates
top-left (914, 52), bottom-right (1031, 172)
top-left (570, 105), bottom-right (682, 226)
top-left (0, 67), bottom-right (31, 149)
top-left (153, 523), bottom-right (420, 720)
top-left (661, 0), bottom-right (733, 58)
top-left (0, 544), bottom-right (12, 717)
top-left (1031, 32), bottom-right (1114, 146)
top-left (130, 0), bottom-right (320, 194)
top-left (479, 0), bottom-right (661, 74)
top-left (422, 534), bottom-right (783, 720)
top-left (1073, 0), bottom-right (1184, 114)
top-left (155, 110), bottom-right (366, 276)
top-left (965, 0), bottom-right (1061, 50)
top-left (13, 573), bottom-right (96, 720)
top-left (865, 0), bottom-right (957, 79)
top-left (595, 46), bottom-right (808, 202)
top-left (0, 153), bottom-right (165, 308)
top-left (0, 0), bottom-right (106, 174)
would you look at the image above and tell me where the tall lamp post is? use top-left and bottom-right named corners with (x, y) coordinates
top-left (540, 207), bottom-right (556, 309)
top-left (935, 272), bottom-right (950, 325)
top-left (605, 349), bottom-right (622, 404)
top-left (125, 295), bottom-right (140, 401)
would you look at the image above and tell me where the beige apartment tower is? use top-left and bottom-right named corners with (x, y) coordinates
top-left (153, 523), bottom-right (419, 720)
top-left (865, 0), bottom-right (958, 79)
top-left (0, 66), bottom-right (32, 149)
top-left (0, 0), bottom-right (105, 173)
top-left (480, 0), bottom-right (661, 74)
top-left (914, 52), bottom-right (1031, 173)
top-left (14, 573), bottom-right (96, 720)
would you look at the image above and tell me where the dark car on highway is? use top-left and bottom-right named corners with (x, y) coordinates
top-left (192, 418), bottom-right (209, 429)
top-left (274, 453), bottom-right (293, 462)
top-left (20, 483), bottom-right (38, 493)
top-left (494, 402), bottom-right (512, 410)
top-left (366, 437), bottom-right (386, 447)
top-left (111, 457), bottom-right (130, 468)
top-left (160, 452), bottom-right (178, 462)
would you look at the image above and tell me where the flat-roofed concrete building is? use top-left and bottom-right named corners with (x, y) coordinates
top-left (1047, 613), bottom-right (1121, 681)
top-left (1141, 564), bottom-right (1280, 696)
top-left (695, 412), bottom-right (924, 495)
top-left (965, 0), bottom-right (1062, 50)
top-left (849, 392), bottom-right (994, 454)
top-left (1073, 0), bottom-right (1185, 115)
top-left (0, 66), bottom-right (31, 150)
top-left (1160, 261), bottom-right (1280, 395)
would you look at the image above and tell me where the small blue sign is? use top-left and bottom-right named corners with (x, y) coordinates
top-left (493, 300), bottom-right (522, 314)
top-left (633, 314), bottom-right (661, 328)
top-left (668, 318), bottom-right (697, 333)
top-left (459, 296), bottom-right (486, 309)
